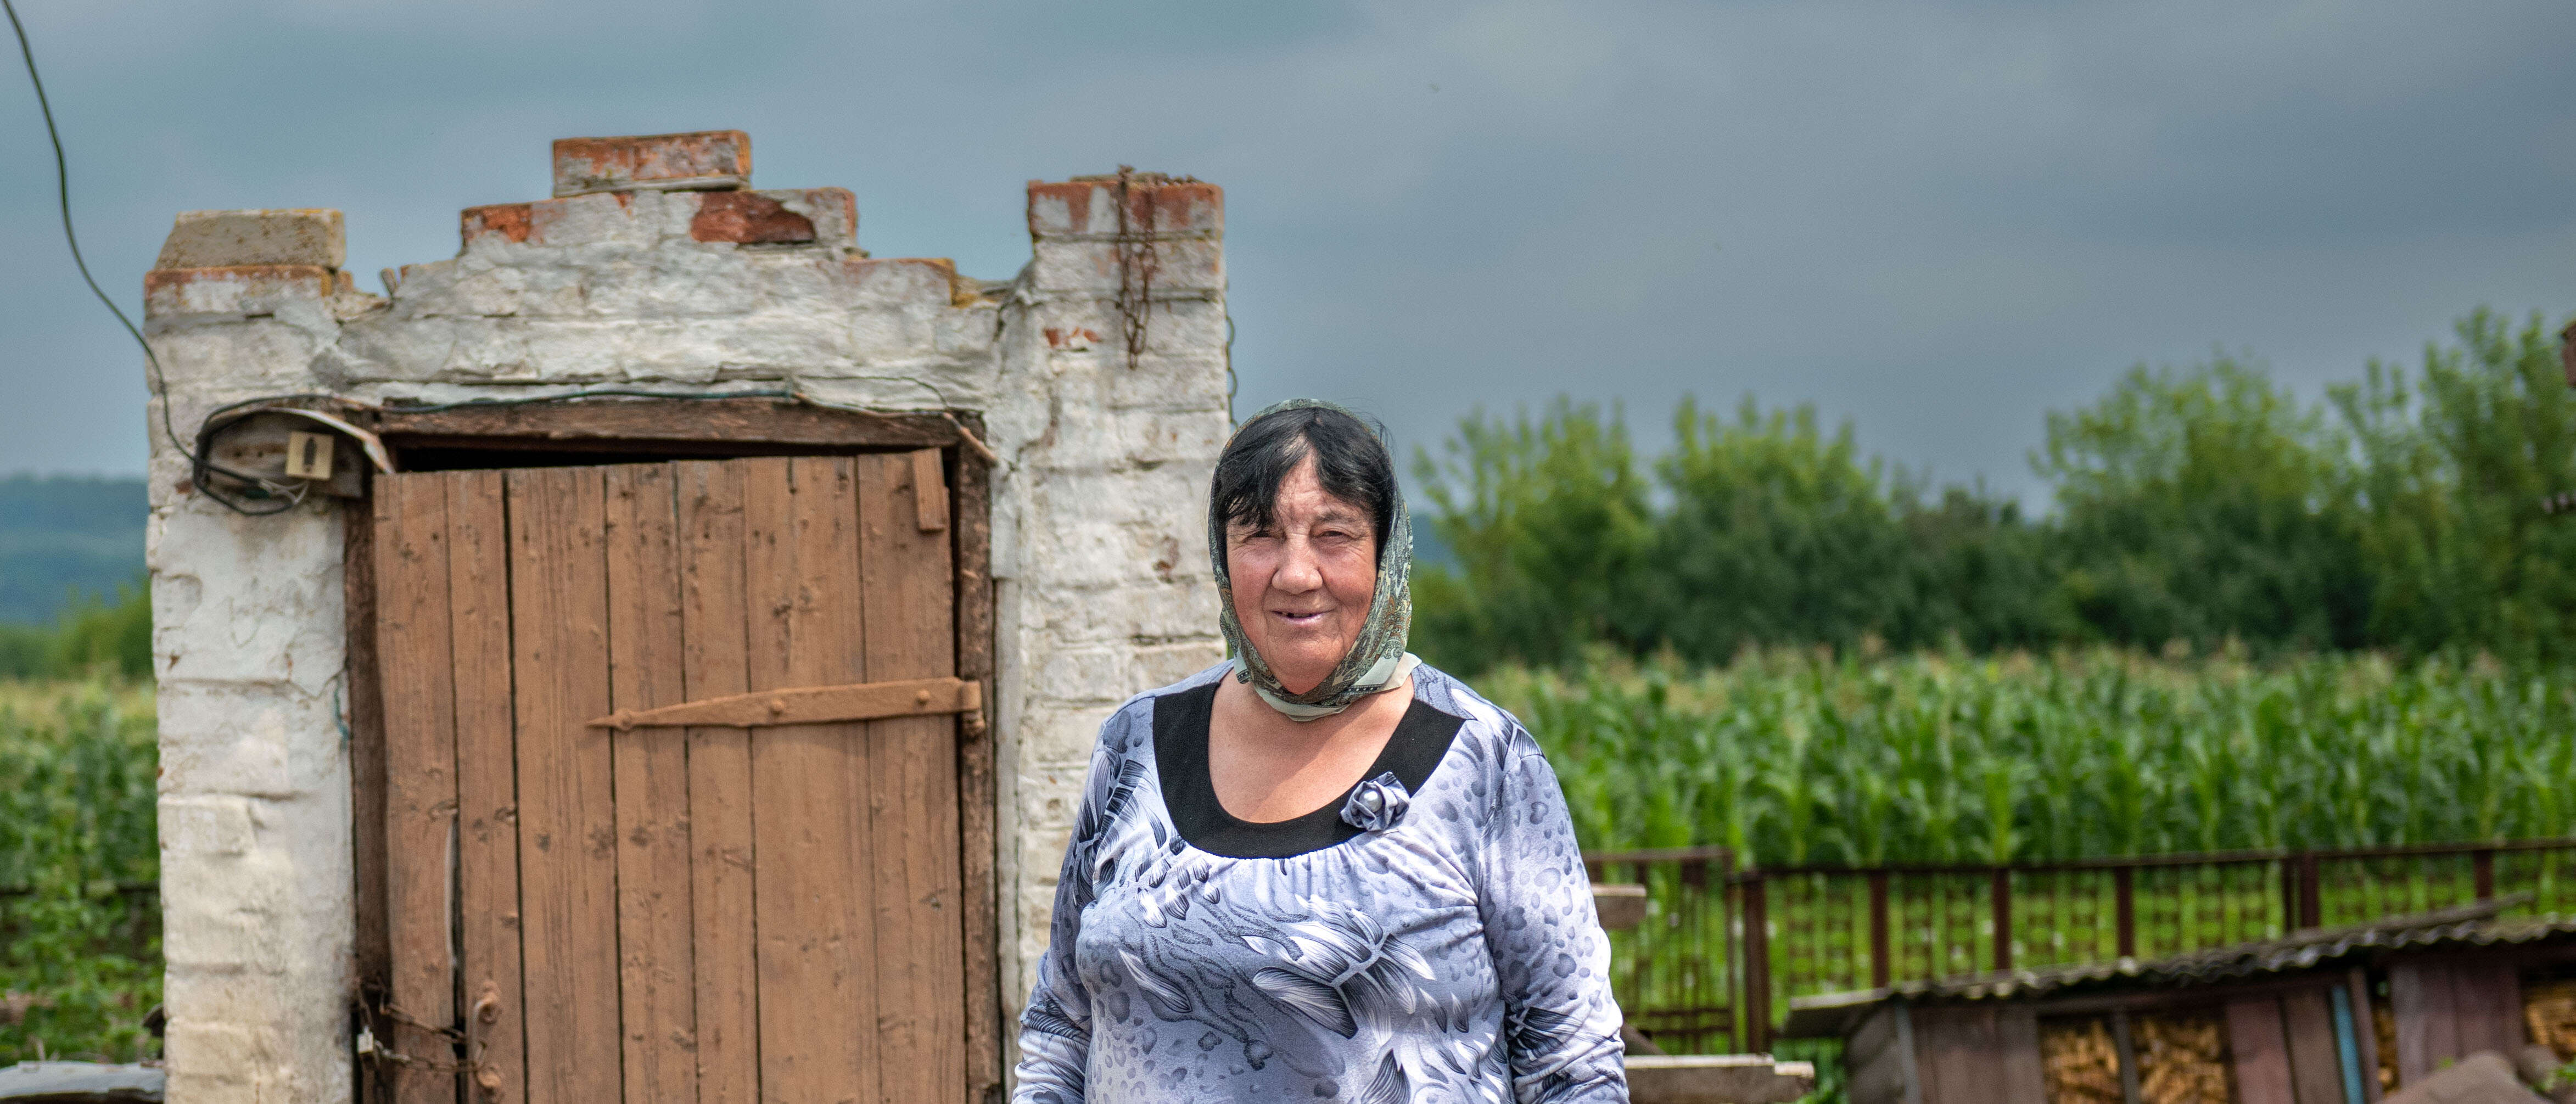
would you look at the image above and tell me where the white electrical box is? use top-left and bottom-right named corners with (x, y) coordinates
top-left (283, 431), bottom-right (335, 479)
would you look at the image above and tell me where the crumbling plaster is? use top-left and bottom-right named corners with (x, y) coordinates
top-left (144, 152), bottom-right (1229, 1101)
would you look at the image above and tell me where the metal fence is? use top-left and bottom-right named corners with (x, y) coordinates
top-left (1583, 838), bottom-right (2576, 1054)
top-left (1585, 848), bottom-right (1738, 1053)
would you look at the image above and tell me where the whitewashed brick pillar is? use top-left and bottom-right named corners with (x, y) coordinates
top-left (988, 173), bottom-right (1234, 1055)
top-left (144, 215), bottom-right (368, 1104)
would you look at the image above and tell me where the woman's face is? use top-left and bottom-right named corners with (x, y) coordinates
top-left (1225, 453), bottom-right (1379, 696)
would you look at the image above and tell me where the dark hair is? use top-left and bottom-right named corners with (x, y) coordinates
top-left (1212, 405), bottom-right (1398, 561)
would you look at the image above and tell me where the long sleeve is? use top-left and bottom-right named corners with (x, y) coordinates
top-left (1477, 730), bottom-right (1629, 1103)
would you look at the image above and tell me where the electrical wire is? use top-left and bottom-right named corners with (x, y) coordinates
top-left (4, 10), bottom-right (998, 500)
top-left (3, 0), bottom-right (292, 515)
top-left (5, 2), bottom-right (174, 461)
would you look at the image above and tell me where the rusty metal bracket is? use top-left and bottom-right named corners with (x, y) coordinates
top-left (589, 676), bottom-right (982, 731)
top-left (464, 982), bottom-right (503, 1100)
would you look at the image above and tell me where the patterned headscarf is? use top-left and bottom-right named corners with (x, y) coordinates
top-left (1210, 400), bottom-right (1419, 721)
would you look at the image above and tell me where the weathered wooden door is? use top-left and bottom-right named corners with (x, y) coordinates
top-left (373, 456), bottom-right (966, 1104)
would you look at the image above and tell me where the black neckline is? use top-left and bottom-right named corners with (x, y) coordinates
top-left (1151, 678), bottom-right (1465, 859)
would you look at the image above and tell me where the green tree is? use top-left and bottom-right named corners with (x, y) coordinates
top-left (1891, 485), bottom-right (2065, 652)
top-left (1411, 400), bottom-right (1657, 670)
top-left (1410, 306), bottom-right (2576, 667)
top-left (2332, 310), bottom-right (2576, 658)
top-left (1645, 397), bottom-right (1915, 660)
top-left (2035, 355), bottom-right (2370, 651)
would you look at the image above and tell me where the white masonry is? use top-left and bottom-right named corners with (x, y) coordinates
top-left (143, 137), bottom-right (1228, 1102)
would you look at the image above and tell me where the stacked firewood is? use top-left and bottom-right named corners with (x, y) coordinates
top-left (2133, 1011), bottom-right (2232, 1104)
top-left (2041, 1017), bottom-right (2125, 1104)
top-left (2527, 979), bottom-right (2576, 1061)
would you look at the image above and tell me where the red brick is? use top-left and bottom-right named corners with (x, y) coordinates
top-left (553, 130), bottom-right (751, 197)
top-left (1131, 182), bottom-right (1222, 234)
top-left (690, 192), bottom-right (815, 244)
top-left (1026, 175), bottom-right (1222, 238)
top-left (461, 203), bottom-right (534, 244)
top-left (1027, 181), bottom-right (1097, 237)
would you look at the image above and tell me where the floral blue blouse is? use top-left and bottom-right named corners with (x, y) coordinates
top-left (1011, 662), bottom-right (1628, 1103)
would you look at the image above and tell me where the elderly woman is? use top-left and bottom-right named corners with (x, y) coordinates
top-left (1011, 400), bottom-right (1627, 1103)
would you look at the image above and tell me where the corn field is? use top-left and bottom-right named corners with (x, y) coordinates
top-left (0, 678), bottom-right (161, 1064)
top-left (1485, 648), bottom-right (2576, 865)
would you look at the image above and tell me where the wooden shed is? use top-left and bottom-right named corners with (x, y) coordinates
top-left (1782, 901), bottom-right (2576, 1104)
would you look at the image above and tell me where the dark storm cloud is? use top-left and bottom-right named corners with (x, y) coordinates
top-left (3, 1), bottom-right (2571, 505)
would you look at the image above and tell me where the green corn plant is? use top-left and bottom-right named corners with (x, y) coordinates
top-left (1492, 647), bottom-right (2576, 865)
top-left (0, 677), bottom-right (161, 1064)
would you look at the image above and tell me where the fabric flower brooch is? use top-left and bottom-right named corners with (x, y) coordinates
top-left (1339, 772), bottom-right (1410, 832)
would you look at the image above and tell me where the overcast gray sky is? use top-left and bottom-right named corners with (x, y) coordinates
top-left (4, 1), bottom-right (2573, 505)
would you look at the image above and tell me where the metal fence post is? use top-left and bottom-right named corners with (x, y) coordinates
top-left (2280, 851), bottom-right (2322, 931)
top-left (1741, 875), bottom-right (1771, 1054)
top-left (2300, 854), bottom-right (2323, 928)
top-left (1991, 868), bottom-right (2012, 972)
top-left (2113, 866), bottom-right (2136, 960)
top-left (1868, 871), bottom-right (1891, 990)
top-left (2281, 853), bottom-right (2299, 933)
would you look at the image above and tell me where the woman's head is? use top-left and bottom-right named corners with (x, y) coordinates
top-left (1209, 402), bottom-right (1410, 703)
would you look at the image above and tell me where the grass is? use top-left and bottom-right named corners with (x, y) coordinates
top-left (0, 677), bottom-right (161, 1064)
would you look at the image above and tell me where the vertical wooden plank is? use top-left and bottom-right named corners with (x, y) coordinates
top-left (744, 456), bottom-right (878, 1101)
top-left (2388, 961), bottom-right (2456, 1085)
top-left (2110, 1010), bottom-right (2143, 1104)
top-left (447, 472), bottom-right (524, 1104)
top-left (1843, 1006), bottom-right (1904, 1104)
top-left (344, 491), bottom-right (392, 1104)
top-left (908, 448), bottom-right (949, 532)
top-left (2228, 996), bottom-right (2298, 1104)
top-left (2451, 960), bottom-right (2524, 1060)
top-left (1995, 1007), bottom-right (2046, 1104)
top-left (2282, 988), bottom-right (2345, 1104)
top-left (857, 452), bottom-right (964, 1103)
top-left (1916, 1008), bottom-right (2016, 1104)
top-left (950, 436), bottom-right (1003, 1104)
top-left (375, 473), bottom-right (461, 1104)
top-left (606, 465), bottom-right (697, 1104)
top-left (679, 461), bottom-right (758, 1104)
top-left (1906, 1011), bottom-right (1955, 1104)
top-left (508, 467), bottom-right (623, 1104)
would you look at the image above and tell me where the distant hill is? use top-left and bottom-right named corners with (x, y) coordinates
top-left (1409, 508), bottom-right (1452, 568)
top-left (1, 474), bottom-right (148, 625)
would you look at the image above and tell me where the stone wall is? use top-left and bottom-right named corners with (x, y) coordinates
top-left (143, 132), bottom-right (1228, 1101)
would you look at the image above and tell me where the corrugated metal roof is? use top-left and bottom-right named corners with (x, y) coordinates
top-left (1782, 899), bottom-right (2576, 1039)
